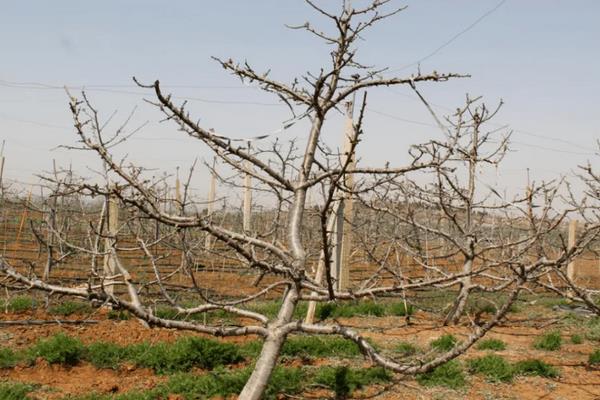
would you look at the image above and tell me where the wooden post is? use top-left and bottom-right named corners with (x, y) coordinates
top-left (175, 167), bottom-right (182, 210)
top-left (205, 157), bottom-right (217, 250)
top-left (43, 162), bottom-right (58, 280)
top-left (243, 142), bottom-right (252, 232)
top-left (0, 140), bottom-right (5, 195)
top-left (103, 191), bottom-right (119, 295)
top-left (329, 100), bottom-right (356, 291)
top-left (13, 187), bottom-right (33, 260)
top-left (337, 101), bottom-right (355, 291)
top-left (330, 200), bottom-right (344, 287)
top-left (566, 219), bottom-right (578, 282)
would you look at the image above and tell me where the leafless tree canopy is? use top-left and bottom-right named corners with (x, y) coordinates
top-left (1, 2), bottom-right (599, 399)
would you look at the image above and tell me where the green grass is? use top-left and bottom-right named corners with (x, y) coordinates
top-left (430, 334), bottom-right (458, 352)
top-left (507, 302), bottom-right (522, 313)
top-left (319, 366), bottom-right (353, 399)
top-left (107, 310), bottom-right (130, 320)
top-left (533, 331), bottom-right (562, 351)
top-left (586, 318), bottom-right (600, 341)
top-left (468, 354), bottom-right (559, 383)
top-left (560, 312), bottom-right (587, 328)
top-left (312, 366), bottom-right (392, 399)
top-left (86, 342), bottom-right (127, 370)
top-left (160, 367), bottom-right (303, 400)
top-left (165, 368), bottom-right (251, 399)
top-left (476, 338), bottom-right (506, 351)
top-left (153, 299), bottom-right (417, 323)
top-left (1, 296), bottom-right (36, 313)
top-left (388, 302), bottom-right (414, 317)
top-left (0, 347), bottom-right (20, 369)
top-left (28, 333), bottom-right (85, 366)
top-left (588, 349), bottom-right (600, 365)
top-left (65, 365), bottom-right (388, 400)
top-left (26, 334), bottom-right (244, 372)
top-left (128, 336), bottom-right (244, 374)
top-left (0, 382), bottom-right (37, 400)
top-left (2, 332), bottom-right (364, 373)
top-left (316, 302), bottom-right (337, 320)
top-left (467, 354), bottom-right (513, 382)
top-left (327, 301), bottom-right (386, 318)
top-left (395, 341), bottom-right (419, 356)
top-left (536, 296), bottom-right (571, 309)
top-left (416, 360), bottom-right (466, 389)
top-left (513, 359), bottom-right (559, 378)
top-left (48, 301), bottom-right (92, 316)
top-left (571, 334), bottom-right (583, 344)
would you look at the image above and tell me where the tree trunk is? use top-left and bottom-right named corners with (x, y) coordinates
top-left (444, 258), bottom-right (472, 325)
top-left (238, 286), bottom-right (298, 400)
top-left (238, 333), bottom-right (286, 400)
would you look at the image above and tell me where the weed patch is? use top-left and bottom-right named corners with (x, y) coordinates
top-left (107, 310), bottom-right (130, 320)
top-left (467, 354), bottom-right (513, 382)
top-left (86, 342), bottom-right (127, 370)
top-left (476, 339), bottom-right (506, 351)
top-left (388, 302), bottom-right (414, 317)
top-left (0, 382), bottom-right (37, 400)
top-left (586, 318), bottom-right (600, 341)
top-left (571, 334), bottom-right (583, 344)
top-left (280, 336), bottom-right (360, 359)
top-left (395, 341), bottom-right (419, 356)
top-left (2, 296), bottom-right (36, 313)
top-left (67, 365), bottom-right (389, 400)
top-left (166, 366), bottom-right (304, 400)
top-left (313, 301), bottom-right (386, 319)
top-left (48, 301), bottom-right (92, 316)
top-left (513, 359), bottom-right (559, 378)
top-left (313, 366), bottom-right (391, 398)
top-left (416, 360), bottom-right (465, 389)
top-left (316, 302), bottom-right (336, 320)
top-left (0, 347), bottom-right (20, 368)
top-left (533, 331), bottom-right (562, 351)
top-left (430, 334), bottom-right (458, 351)
top-left (588, 349), bottom-right (600, 365)
top-left (130, 336), bottom-right (243, 373)
top-left (336, 301), bottom-right (385, 318)
top-left (28, 333), bottom-right (85, 366)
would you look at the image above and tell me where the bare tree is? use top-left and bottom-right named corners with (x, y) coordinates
top-left (533, 143), bottom-right (600, 312)
top-left (353, 94), bottom-right (581, 326)
top-left (0, 2), bottom-right (561, 399)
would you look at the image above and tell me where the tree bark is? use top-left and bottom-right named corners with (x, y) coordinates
top-left (445, 258), bottom-right (472, 325)
top-left (238, 286), bottom-right (298, 400)
top-left (238, 333), bottom-right (286, 400)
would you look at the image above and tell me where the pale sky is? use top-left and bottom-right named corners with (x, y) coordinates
top-left (1, 0), bottom-right (598, 199)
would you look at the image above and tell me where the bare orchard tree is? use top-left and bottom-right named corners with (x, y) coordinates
top-left (24, 165), bottom-right (98, 283)
top-left (0, 2), bottom-right (553, 399)
top-left (353, 94), bottom-right (576, 325)
top-left (535, 143), bottom-right (600, 312)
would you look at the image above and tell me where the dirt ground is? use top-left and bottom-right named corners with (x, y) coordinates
top-left (1, 302), bottom-right (600, 400)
